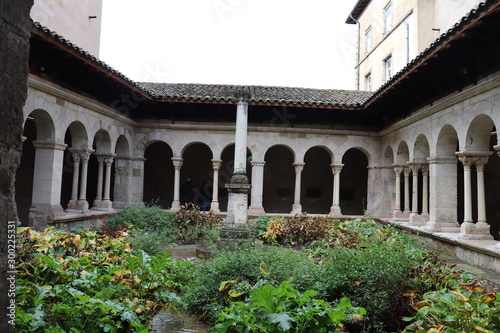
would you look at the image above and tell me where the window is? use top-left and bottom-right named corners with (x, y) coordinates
top-left (383, 2), bottom-right (393, 34)
top-left (365, 26), bottom-right (372, 55)
top-left (384, 55), bottom-right (393, 82)
top-left (365, 73), bottom-right (372, 91)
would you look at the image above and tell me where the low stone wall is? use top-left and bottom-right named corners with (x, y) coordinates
top-left (394, 223), bottom-right (500, 274)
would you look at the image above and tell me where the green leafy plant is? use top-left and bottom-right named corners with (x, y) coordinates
top-left (174, 204), bottom-right (221, 243)
top-left (211, 281), bottom-right (366, 333)
top-left (15, 227), bottom-right (193, 333)
top-left (403, 274), bottom-right (500, 333)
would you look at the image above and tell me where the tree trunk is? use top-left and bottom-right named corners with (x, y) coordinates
top-left (0, 1), bottom-right (34, 331)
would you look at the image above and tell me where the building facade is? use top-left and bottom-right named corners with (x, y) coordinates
top-left (347, 0), bottom-right (483, 91)
top-left (18, 1), bottom-right (500, 249)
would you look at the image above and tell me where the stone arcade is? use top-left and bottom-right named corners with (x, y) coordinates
top-left (15, 1), bottom-right (500, 270)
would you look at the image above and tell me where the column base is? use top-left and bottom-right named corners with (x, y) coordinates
top-left (329, 205), bottom-right (342, 217)
top-left (92, 200), bottom-right (114, 211)
top-left (170, 200), bottom-right (181, 212)
top-left (29, 204), bottom-right (65, 230)
top-left (393, 210), bottom-right (406, 219)
top-left (226, 180), bottom-right (251, 225)
top-left (248, 205), bottom-right (265, 217)
top-left (291, 204), bottom-right (302, 215)
top-left (66, 200), bottom-right (89, 213)
top-left (210, 201), bottom-right (221, 214)
top-left (409, 213), bottom-right (428, 226)
top-left (458, 221), bottom-right (494, 240)
top-left (423, 220), bottom-right (460, 233)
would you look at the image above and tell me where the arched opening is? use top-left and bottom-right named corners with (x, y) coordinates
top-left (413, 134), bottom-right (431, 215)
top-left (181, 143), bottom-right (214, 208)
top-left (143, 142), bottom-right (174, 209)
top-left (302, 146), bottom-right (333, 214)
top-left (113, 136), bottom-right (130, 207)
top-left (396, 141), bottom-right (410, 213)
top-left (16, 118), bottom-right (36, 225)
top-left (88, 129), bottom-right (112, 208)
top-left (60, 121), bottom-right (88, 210)
top-left (263, 145), bottom-right (295, 213)
top-left (341, 148), bottom-right (368, 215)
top-left (219, 144), bottom-right (252, 212)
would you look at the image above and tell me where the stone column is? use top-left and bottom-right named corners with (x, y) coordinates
top-left (112, 156), bottom-right (132, 208)
top-left (403, 167), bottom-right (411, 217)
top-left (29, 141), bottom-right (67, 229)
top-left (421, 165), bottom-right (429, 219)
top-left (409, 164), bottom-right (425, 225)
top-left (226, 95), bottom-right (251, 225)
top-left (130, 155), bottom-right (146, 206)
top-left (424, 156), bottom-right (460, 232)
top-left (291, 163), bottom-right (304, 215)
top-left (68, 148), bottom-right (81, 209)
top-left (248, 161), bottom-right (266, 216)
top-left (77, 149), bottom-right (94, 211)
top-left (329, 164), bottom-right (343, 216)
top-left (457, 153), bottom-right (493, 240)
top-left (211, 159), bottom-right (222, 213)
top-left (471, 155), bottom-right (493, 239)
top-left (393, 165), bottom-right (403, 218)
top-left (170, 157), bottom-right (183, 211)
top-left (93, 155), bottom-right (104, 206)
top-left (102, 155), bottom-right (115, 209)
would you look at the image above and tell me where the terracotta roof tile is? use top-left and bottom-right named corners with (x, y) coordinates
top-left (139, 82), bottom-right (372, 108)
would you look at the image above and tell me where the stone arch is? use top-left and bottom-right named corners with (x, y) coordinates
top-left (340, 148), bottom-right (369, 215)
top-left (66, 121), bottom-right (89, 149)
top-left (93, 129), bottom-right (112, 154)
top-left (436, 124), bottom-right (459, 157)
top-left (413, 134), bottom-right (430, 162)
top-left (144, 142), bottom-right (174, 208)
top-left (464, 114), bottom-right (495, 152)
top-left (60, 121), bottom-right (90, 209)
top-left (115, 135), bottom-right (130, 156)
top-left (302, 146), bottom-right (333, 214)
top-left (395, 141), bottom-right (410, 164)
top-left (383, 145), bottom-right (394, 165)
top-left (27, 109), bottom-right (56, 141)
top-left (263, 145), bottom-right (295, 213)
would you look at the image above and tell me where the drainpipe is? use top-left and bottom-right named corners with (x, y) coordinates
top-left (349, 13), bottom-right (361, 91)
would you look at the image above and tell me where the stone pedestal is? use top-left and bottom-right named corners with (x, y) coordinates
top-left (226, 173), bottom-right (251, 225)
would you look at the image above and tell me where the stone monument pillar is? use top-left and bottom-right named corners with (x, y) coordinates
top-left (226, 93), bottom-right (251, 225)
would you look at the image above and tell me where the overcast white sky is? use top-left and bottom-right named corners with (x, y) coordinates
top-left (99, 0), bottom-right (358, 90)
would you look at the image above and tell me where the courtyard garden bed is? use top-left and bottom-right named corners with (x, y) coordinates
top-left (14, 206), bottom-right (500, 332)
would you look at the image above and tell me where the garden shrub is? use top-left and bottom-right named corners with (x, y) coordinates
top-left (183, 245), bottom-right (322, 322)
top-left (261, 214), bottom-right (332, 245)
top-left (104, 203), bottom-right (176, 240)
top-left (174, 204), bottom-right (221, 243)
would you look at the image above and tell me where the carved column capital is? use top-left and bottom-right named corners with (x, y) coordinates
top-left (79, 149), bottom-right (94, 163)
top-left (293, 163), bottom-right (305, 173)
top-left (211, 158), bottom-right (223, 170)
top-left (171, 157), bottom-right (184, 170)
top-left (330, 164), bottom-right (344, 175)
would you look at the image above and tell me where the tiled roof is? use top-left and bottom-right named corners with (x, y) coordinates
top-left (31, 22), bottom-right (372, 109)
top-left (32, 22), bottom-right (148, 94)
top-left (139, 82), bottom-right (372, 108)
